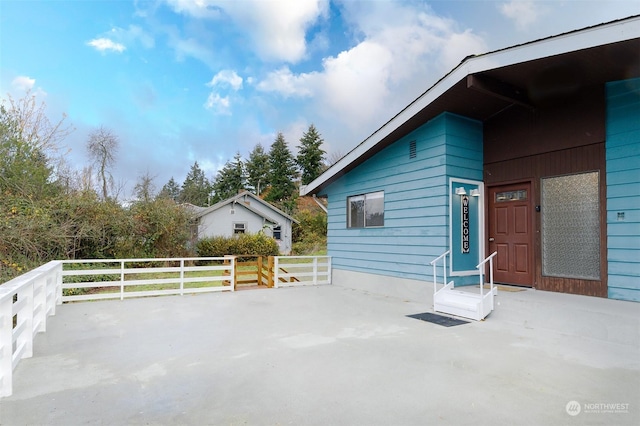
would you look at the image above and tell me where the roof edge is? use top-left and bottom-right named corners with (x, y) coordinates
top-left (301, 14), bottom-right (640, 196)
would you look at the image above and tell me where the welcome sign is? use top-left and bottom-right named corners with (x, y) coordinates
top-left (461, 195), bottom-right (470, 253)
top-left (449, 178), bottom-right (484, 278)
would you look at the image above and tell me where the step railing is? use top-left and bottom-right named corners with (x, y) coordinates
top-left (429, 250), bottom-right (450, 297)
top-left (476, 251), bottom-right (498, 298)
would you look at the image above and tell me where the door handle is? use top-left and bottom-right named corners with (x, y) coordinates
top-left (489, 238), bottom-right (495, 242)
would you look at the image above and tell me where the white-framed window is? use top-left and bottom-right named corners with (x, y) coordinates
top-left (347, 191), bottom-right (384, 228)
top-left (273, 225), bottom-right (282, 240)
top-left (233, 222), bottom-right (246, 234)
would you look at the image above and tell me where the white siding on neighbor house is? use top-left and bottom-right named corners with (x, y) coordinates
top-left (322, 112), bottom-right (483, 282)
top-left (197, 201), bottom-right (294, 254)
top-left (198, 206), bottom-right (266, 238)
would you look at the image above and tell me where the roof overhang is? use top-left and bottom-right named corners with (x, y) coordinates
top-left (301, 15), bottom-right (640, 196)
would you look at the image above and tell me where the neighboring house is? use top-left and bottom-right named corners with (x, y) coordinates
top-left (301, 16), bottom-right (640, 302)
top-left (194, 191), bottom-right (298, 254)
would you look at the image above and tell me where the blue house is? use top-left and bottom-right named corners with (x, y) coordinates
top-left (301, 16), bottom-right (640, 303)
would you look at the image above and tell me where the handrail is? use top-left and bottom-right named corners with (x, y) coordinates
top-left (476, 251), bottom-right (498, 298)
top-left (429, 250), bottom-right (450, 266)
top-left (430, 251), bottom-right (450, 297)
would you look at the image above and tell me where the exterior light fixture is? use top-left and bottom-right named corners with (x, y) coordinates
top-left (230, 200), bottom-right (237, 214)
top-left (455, 187), bottom-right (467, 196)
top-left (470, 189), bottom-right (480, 197)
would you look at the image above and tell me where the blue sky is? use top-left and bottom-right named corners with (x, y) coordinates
top-left (1, 0), bottom-right (639, 200)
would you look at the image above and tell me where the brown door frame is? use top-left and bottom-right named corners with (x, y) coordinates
top-left (485, 178), bottom-right (536, 287)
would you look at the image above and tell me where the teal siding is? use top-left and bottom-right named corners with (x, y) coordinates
top-left (324, 112), bottom-right (483, 282)
top-left (606, 78), bottom-right (640, 302)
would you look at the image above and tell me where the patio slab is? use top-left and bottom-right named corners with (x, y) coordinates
top-left (0, 284), bottom-right (638, 425)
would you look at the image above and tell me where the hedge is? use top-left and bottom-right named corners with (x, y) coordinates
top-left (196, 233), bottom-right (279, 258)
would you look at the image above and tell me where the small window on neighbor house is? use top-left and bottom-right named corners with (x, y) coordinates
top-left (233, 222), bottom-right (246, 234)
top-left (273, 225), bottom-right (282, 240)
top-left (347, 191), bottom-right (384, 228)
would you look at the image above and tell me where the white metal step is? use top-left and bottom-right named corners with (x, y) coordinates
top-left (434, 288), bottom-right (492, 321)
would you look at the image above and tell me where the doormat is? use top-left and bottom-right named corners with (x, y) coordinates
top-left (406, 312), bottom-right (470, 327)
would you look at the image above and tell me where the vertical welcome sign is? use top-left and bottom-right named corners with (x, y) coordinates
top-left (449, 179), bottom-right (484, 277)
top-left (461, 195), bottom-right (470, 254)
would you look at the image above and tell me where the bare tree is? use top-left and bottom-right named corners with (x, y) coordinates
top-left (87, 126), bottom-right (119, 200)
top-left (133, 171), bottom-right (157, 203)
top-left (2, 90), bottom-right (73, 153)
top-left (326, 150), bottom-right (344, 167)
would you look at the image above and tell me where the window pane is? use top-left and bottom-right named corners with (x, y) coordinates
top-left (541, 172), bottom-right (600, 280)
top-left (348, 195), bottom-right (365, 228)
top-left (273, 225), bottom-right (282, 240)
top-left (365, 191), bottom-right (384, 227)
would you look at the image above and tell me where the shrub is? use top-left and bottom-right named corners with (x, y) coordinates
top-left (196, 233), bottom-right (279, 258)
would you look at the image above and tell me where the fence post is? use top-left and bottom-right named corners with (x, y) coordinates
top-left (55, 262), bottom-right (63, 308)
top-left (257, 256), bottom-right (263, 286)
top-left (17, 283), bottom-right (35, 360)
top-left (34, 276), bottom-right (47, 333)
top-left (120, 260), bottom-right (125, 301)
top-left (267, 257), bottom-right (274, 288)
top-left (180, 259), bottom-right (185, 296)
top-left (313, 257), bottom-right (318, 285)
top-left (0, 295), bottom-right (13, 397)
top-left (274, 257), bottom-right (280, 288)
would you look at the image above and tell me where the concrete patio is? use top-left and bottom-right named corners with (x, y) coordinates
top-left (0, 283), bottom-right (638, 425)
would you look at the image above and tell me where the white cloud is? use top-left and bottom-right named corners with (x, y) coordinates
top-left (11, 75), bottom-right (36, 91)
top-left (87, 38), bottom-right (126, 53)
top-left (500, 1), bottom-right (545, 31)
top-left (207, 70), bottom-right (243, 91)
top-left (256, 67), bottom-right (315, 98)
top-left (164, 0), bottom-right (223, 19)
top-left (166, 30), bottom-right (215, 66)
top-left (164, 0), bottom-right (328, 63)
top-left (318, 41), bottom-right (393, 130)
top-left (204, 93), bottom-right (231, 114)
top-left (122, 25), bottom-right (155, 49)
top-left (255, 1), bottom-right (487, 134)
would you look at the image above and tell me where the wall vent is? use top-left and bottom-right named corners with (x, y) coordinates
top-left (409, 140), bottom-right (417, 159)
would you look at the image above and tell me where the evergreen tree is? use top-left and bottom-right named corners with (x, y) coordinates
top-left (265, 132), bottom-right (297, 206)
top-left (245, 143), bottom-right (269, 196)
top-left (296, 124), bottom-right (326, 186)
top-left (159, 177), bottom-right (181, 201)
top-left (179, 161), bottom-right (211, 206)
top-left (211, 152), bottom-right (246, 203)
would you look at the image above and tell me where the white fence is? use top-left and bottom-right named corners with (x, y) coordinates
top-left (0, 255), bottom-right (331, 397)
top-left (61, 257), bottom-right (234, 302)
top-left (274, 256), bottom-right (331, 288)
top-left (0, 261), bottom-right (62, 397)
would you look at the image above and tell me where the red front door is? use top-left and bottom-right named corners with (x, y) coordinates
top-left (488, 182), bottom-right (534, 286)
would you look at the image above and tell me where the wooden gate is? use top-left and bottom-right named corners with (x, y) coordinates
top-left (223, 255), bottom-right (301, 290)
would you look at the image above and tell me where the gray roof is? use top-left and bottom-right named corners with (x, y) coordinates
top-left (193, 191), bottom-right (299, 224)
